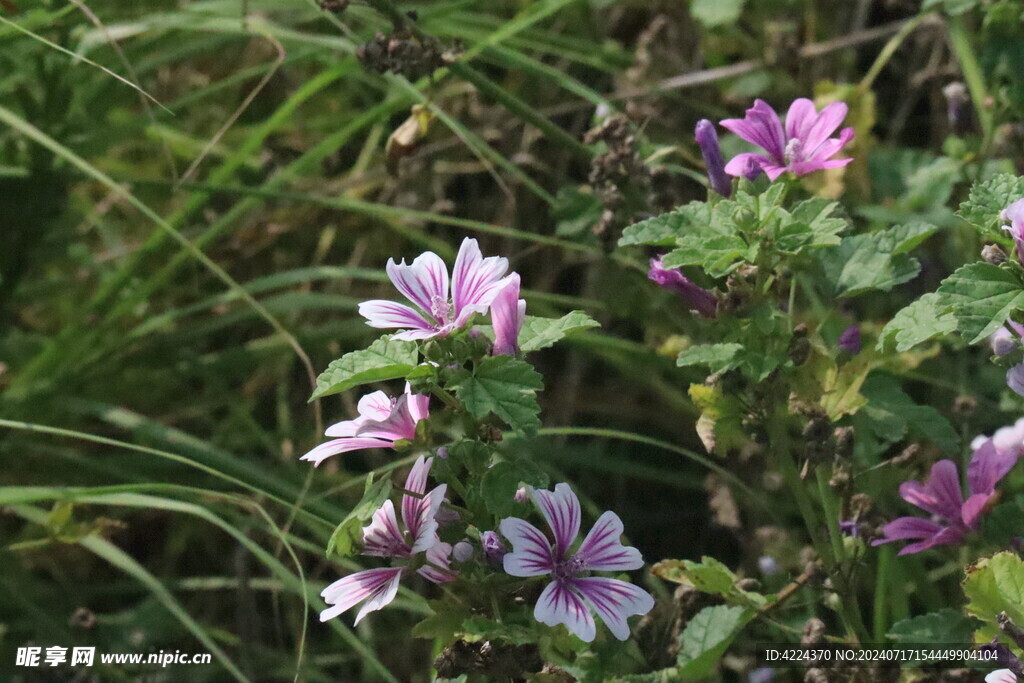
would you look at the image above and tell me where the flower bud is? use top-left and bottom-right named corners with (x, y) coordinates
top-left (694, 119), bottom-right (732, 198)
top-left (837, 325), bottom-right (861, 354)
top-left (514, 487), bottom-right (529, 503)
top-left (480, 530), bottom-right (507, 566)
top-left (1007, 363), bottom-right (1024, 397)
top-left (991, 327), bottom-right (1017, 356)
top-left (648, 256), bottom-right (718, 318)
top-left (757, 556), bottom-right (780, 576)
top-left (941, 81), bottom-right (971, 134)
top-left (983, 244), bottom-right (1008, 266)
top-left (452, 540), bottom-right (474, 563)
top-left (436, 446), bottom-right (449, 459)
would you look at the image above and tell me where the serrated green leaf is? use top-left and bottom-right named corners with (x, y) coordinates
top-left (937, 263), bottom-right (1024, 343)
top-left (662, 234), bottom-right (755, 279)
top-left (479, 458), bottom-right (548, 518)
top-left (518, 311), bottom-right (600, 352)
top-left (450, 356), bottom-right (543, 433)
top-left (676, 343), bottom-right (743, 373)
top-left (688, 384), bottom-right (749, 455)
top-left (311, 336), bottom-right (419, 400)
top-left (888, 609), bottom-right (976, 645)
top-left (412, 599), bottom-right (473, 641)
top-left (461, 616), bottom-right (535, 645)
top-left (963, 552), bottom-right (1024, 652)
top-left (957, 173), bottom-right (1024, 233)
top-left (326, 474), bottom-right (392, 557)
top-left (877, 292), bottom-right (957, 352)
top-left (676, 605), bottom-right (752, 680)
top-left (817, 223), bottom-right (937, 297)
top-left (773, 197), bottom-right (847, 253)
top-left (619, 202), bottom-right (711, 247)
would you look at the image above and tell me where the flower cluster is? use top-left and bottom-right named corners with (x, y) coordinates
top-left (307, 238), bottom-right (653, 645)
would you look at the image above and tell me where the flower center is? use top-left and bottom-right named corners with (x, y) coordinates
top-left (552, 554), bottom-right (585, 582)
top-left (430, 295), bottom-right (453, 324)
top-left (783, 138), bottom-right (804, 166)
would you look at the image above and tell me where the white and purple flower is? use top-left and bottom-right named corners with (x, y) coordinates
top-left (872, 440), bottom-right (1017, 555)
top-left (987, 670), bottom-right (1017, 683)
top-left (720, 99), bottom-right (854, 181)
top-left (320, 455), bottom-right (455, 623)
top-left (1001, 199), bottom-right (1024, 263)
top-left (491, 272), bottom-right (526, 356)
top-left (500, 483), bottom-right (654, 642)
top-left (359, 237), bottom-right (513, 341)
top-left (299, 384), bottom-right (430, 467)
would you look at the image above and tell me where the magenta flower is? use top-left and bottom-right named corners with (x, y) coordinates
top-left (359, 237), bottom-right (513, 340)
top-left (320, 455), bottom-right (454, 623)
top-left (648, 256), bottom-right (717, 318)
top-left (300, 384), bottom-right (429, 466)
top-left (500, 483), bottom-right (654, 642)
top-left (720, 99), bottom-right (854, 181)
top-left (491, 273), bottom-right (526, 355)
top-left (1001, 199), bottom-right (1024, 263)
top-left (987, 670), bottom-right (1017, 683)
top-left (872, 440), bottom-right (1017, 555)
top-left (838, 325), bottom-right (861, 353)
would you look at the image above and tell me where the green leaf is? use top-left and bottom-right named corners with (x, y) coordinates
top-left (479, 458), bottom-right (549, 518)
top-left (957, 173), bottom-right (1024, 233)
top-left (877, 292), bottom-right (957, 352)
top-left (662, 234), bottom-right (755, 279)
top-left (888, 609), bottom-right (976, 645)
top-left (688, 384), bottom-right (749, 455)
top-left (461, 616), bottom-right (535, 645)
top-left (963, 551), bottom-right (1024, 652)
top-left (772, 197), bottom-right (847, 253)
top-left (817, 223), bottom-right (937, 297)
top-left (311, 336), bottom-right (419, 400)
top-left (518, 311), bottom-right (600, 352)
top-left (859, 374), bottom-right (960, 453)
top-left (651, 557), bottom-right (768, 608)
top-left (619, 202), bottom-right (710, 247)
top-left (450, 356), bottom-right (544, 433)
top-left (326, 474), bottom-right (393, 557)
top-left (412, 599), bottom-right (473, 641)
top-left (675, 605), bottom-right (752, 680)
top-left (676, 344), bottom-right (744, 374)
top-left (690, 0), bottom-right (746, 27)
top-left (937, 262), bottom-right (1024, 343)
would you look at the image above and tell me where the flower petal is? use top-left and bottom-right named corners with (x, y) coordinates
top-left (720, 100), bottom-right (786, 162)
top-left (405, 383), bottom-right (431, 423)
top-left (1008, 364), bottom-right (1024, 397)
top-left (530, 483), bottom-right (581, 557)
top-left (491, 273), bottom-right (526, 355)
top-left (534, 579), bottom-right (596, 643)
top-left (986, 669), bottom-right (1018, 683)
top-left (319, 567), bottom-right (403, 622)
top-left (362, 500), bottom-right (411, 558)
top-left (385, 251), bottom-right (449, 319)
top-left (871, 516), bottom-right (963, 555)
top-left (358, 300), bottom-right (435, 332)
top-left (324, 391), bottom-right (393, 437)
top-left (784, 98), bottom-right (818, 145)
top-left (899, 460), bottom-right (963, 522)
top-left (573, 577), bottom-right (655, 641)
top-left (353, 569), bottom-right (404, 624)
top-left (451, 237), bottom-right (510, 320)
top-left (801, 101), bottom-right (849, 155)
top-left (356, 394), bottom-right (418, 441)
top-left (962, 492), bottom-right (993, 530)
top-left (968, 438), bottom-right (1017, 496)
top-left (407, 485), bottom-right (447, 554)
top-left (299, 437), bottom-right (394, 466)
top-left (418, 540), bottom-right (458, 584)
top-left (575, 511), bottom-right (643, 572)
top-left (500, 517), bottom-right (555, 577)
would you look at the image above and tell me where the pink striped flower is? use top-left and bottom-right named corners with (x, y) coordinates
top-left (987, 670), bottom-right (1017, 683)
top-left (500, 483), bottom-right (654, 642)
top-left (320, 455), bottom-right (455, 623)
top-left (359, 237), bottom-right (513, 340)
top-left (300, 384), bottom-right (429, 467)
top-left (490, 273), bottom-right (526, 355)
top-left (872, 439), bottom-right (1017, 555)
top-left (720, 99), bottom-right (854, 181)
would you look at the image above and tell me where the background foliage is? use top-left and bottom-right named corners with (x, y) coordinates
top-left (2, 0), bottom-right (1023, 680)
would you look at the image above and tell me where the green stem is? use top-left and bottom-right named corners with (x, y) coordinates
top-left (873, 545), bottom-right (893, 641)
top-left (947, 15), bottom-right (995, 153)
